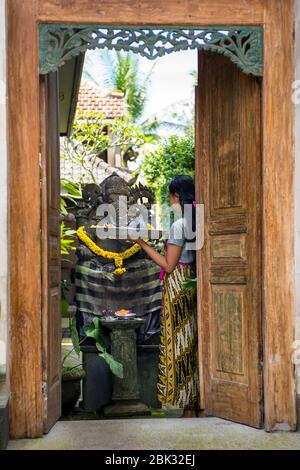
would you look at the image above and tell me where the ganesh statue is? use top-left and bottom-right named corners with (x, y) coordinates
top-left (74, 173), bottom-right (162, 344)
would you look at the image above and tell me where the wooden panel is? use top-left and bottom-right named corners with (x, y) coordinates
top-left (40, 73), bottom-right (62, 434)
top-left (37, 0), bottom-right (265, 24)
top-left (7, 0), bottom-right (43, 438)
top-left (210, 70), bottom-right (244, 214)
top-left (212, 287), bottom-right (245, 378)
top-left (209, 216), bottom-right (248, 235)
top-left (263, 0), bottom-right (297, 431)
top-left (210, 266), bottom-right (247, 285)
top-left (197, 50), bottom-right (263, 428)
top-left (212, 235), bottom-right (246, 261)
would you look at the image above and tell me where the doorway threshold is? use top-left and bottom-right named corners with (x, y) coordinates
top-left (59, 405), bottom-right (184, 421)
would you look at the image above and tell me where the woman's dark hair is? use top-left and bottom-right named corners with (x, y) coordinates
top-left (169, 175), bottom-right (196, 238)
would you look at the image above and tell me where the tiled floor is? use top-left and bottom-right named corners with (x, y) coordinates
top-left (7, 417), bottom-right (300, 450)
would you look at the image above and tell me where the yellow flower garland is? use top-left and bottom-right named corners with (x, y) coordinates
top-left (77, 225), bottom-right (149, 276)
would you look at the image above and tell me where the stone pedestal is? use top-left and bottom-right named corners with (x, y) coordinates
top-left (101, 317), bottom-right (151, 418)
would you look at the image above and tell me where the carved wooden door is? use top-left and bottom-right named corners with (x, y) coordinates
top-left (40, 72), bottom-right (62, 432)
top-left (196, 51), bottom-right (263, 428)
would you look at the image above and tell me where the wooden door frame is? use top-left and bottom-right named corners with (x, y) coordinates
top-left (7, 0), bottom-right (296, 437)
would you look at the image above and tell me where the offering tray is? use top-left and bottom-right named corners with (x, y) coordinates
top-left (91, 225), bottom-right (168, 240)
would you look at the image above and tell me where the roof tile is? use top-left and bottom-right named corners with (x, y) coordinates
top-left (77, 80), bottom-right (126, 118)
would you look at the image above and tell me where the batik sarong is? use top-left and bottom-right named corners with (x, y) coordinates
top-left (157, 263), bottom-right (199, 409)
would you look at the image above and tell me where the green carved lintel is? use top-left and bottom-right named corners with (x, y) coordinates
top-left (39, 24), bottom-right (263, 77)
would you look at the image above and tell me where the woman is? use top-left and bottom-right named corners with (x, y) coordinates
top-left (133, 175), bottom-right (200, 417)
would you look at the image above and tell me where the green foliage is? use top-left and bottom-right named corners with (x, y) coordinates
top-left (62, 317), bottom-right (124, 379)
top-left (72, 110), bottom-right (110, 154)
top-left (70, 316), bottom-right (81, 357)
top-left (73, 109), bottom-right (147, 153)
top-left (60, 222), bottom-right (77, 256)
top-left (61, 298), bottom-right (69, 317)
top-left (60, 179), bottom-right (81, 271)
top-left (99, 51), bottom-right (154, 122)
top-left (61, 280), bottom-right (70, 318)
top-left (61, 346), bottom-right (82, 374)
top-left (84, 317), bottom-right (124, 379)
top-left (83, 317), bottom-right (108, 348)
top-left (61, 312), bottom-right (83, 376)
top-left (60, 179), bottom-right (82, 215)
top-left (140, 130), bottom-right (195, 204)
top-left (100, 350), bottom-right (124, 378)
top-left (61, 110), bottom-right (147, 174)
top-left (182, 277), bottom-right (197, 291)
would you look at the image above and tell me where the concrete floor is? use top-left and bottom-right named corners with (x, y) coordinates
top-left (7, 417), bottom-right (300, 450)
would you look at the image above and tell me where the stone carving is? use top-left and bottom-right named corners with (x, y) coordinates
top-left (75, 174), bottom-right (161, 344)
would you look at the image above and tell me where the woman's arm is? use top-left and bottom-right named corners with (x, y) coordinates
top-left (136, 239), bottom-right (182, 274)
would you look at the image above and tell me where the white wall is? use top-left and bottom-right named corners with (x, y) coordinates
top-left (0, 0), bottom-right (8, 376)
top-left (295, 0), bottom-right (300, 395)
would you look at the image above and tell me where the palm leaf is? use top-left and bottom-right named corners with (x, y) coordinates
top-left (100, 351), bottom-right (124, 379)
top-left (182, 277), bottom-right (197, 291)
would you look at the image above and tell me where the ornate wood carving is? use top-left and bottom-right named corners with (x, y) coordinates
top-left (39, 24), bottom-right (263, 77)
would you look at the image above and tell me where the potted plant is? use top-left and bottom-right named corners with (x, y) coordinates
top-left (61, 316), bottom-right (85, 415)
top-left (61, 314), bottom-right (123, 415)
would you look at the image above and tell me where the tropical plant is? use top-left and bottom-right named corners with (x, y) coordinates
top-left (60, 178), bottom-right (79, 327)
top-left (84, 317), bottom-right (124, 378)
top-left (62, 316), bottom-right (83, 377)
top-left (92, 50), bottom-right (154, 122)
top-left (62, 316), bottom-right (123, 379)
top-left (60, 179), bottom-right (81, 265)
top-left (61, 110), bottom-right (147, 172)
top-left (182, 277), bottom-right (197, 291)
top-left (60, 178), bottom-right (82, 216)
top-left (60, 222), bottom-right (77, 256)
top-left (61, 279), bottom-right (71, 318)
top-left (82, 50), bottom-right (160, 164)
top-left (72, 110), bottom-right (110, 154)
top-left (140, 129), bottom-right (195, 204)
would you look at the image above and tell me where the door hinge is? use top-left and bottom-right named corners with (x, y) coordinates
top-left (42, 381), bottom-right (48, 400)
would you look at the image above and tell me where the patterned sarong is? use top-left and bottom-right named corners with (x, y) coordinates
top-left (75, 257), bottom-right (162, 343)
top-left (157, 264), bottom-right (199, 408)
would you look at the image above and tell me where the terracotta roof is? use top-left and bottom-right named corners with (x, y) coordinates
top-left (77, 80), bottom-right (126, 118)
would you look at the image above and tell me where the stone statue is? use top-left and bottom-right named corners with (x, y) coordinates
top-left (75, 174), bottom-right (161, 344)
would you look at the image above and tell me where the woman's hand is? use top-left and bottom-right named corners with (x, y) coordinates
top-left (127, 234), bottom-right (144, 245)
top-left (129, 237), bottom-right (182, 274)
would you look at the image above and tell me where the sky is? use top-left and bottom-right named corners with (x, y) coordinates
top-left (136, 50), bottom-right (197, 121)
top-left (83, 49), bottom-right (198, 123)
